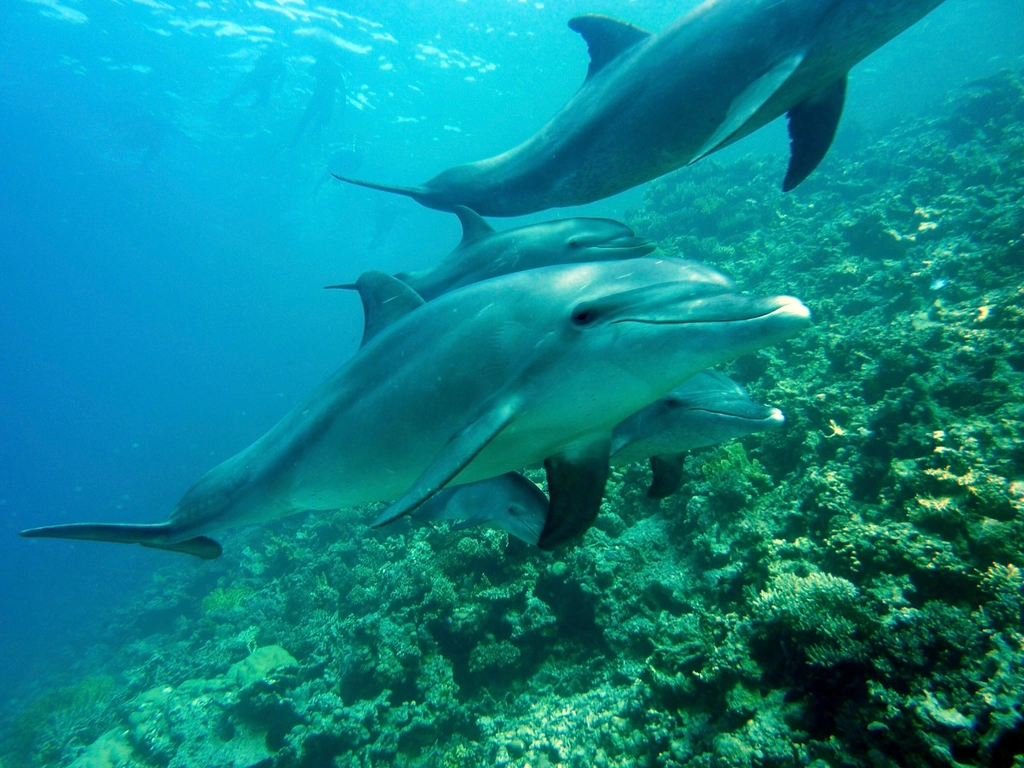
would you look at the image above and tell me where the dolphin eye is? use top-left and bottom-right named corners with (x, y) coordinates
top-left (571, 307), bottom-right (598, 326)
top-left (568, 239), bottom-right (580, 248)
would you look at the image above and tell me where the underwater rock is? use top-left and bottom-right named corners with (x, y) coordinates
top-left (225, 645), bottom-right (298, 688)
top-left (124, 645), bottom-right (299, 767)
top-left (67, 730), bottom-right (133, 768)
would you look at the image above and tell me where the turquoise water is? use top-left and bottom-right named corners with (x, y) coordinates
top-left (1, 1), bottom-right (1023, 765)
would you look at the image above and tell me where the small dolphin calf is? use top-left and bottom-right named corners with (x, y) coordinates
top-left (21, 259), bottom-right (810, 556)
top-left (328, 206), bottom-right (654, 301)
top-left (336, 0), bottom-right (947, 216)
top-left (611, 371), bottom-right (784, 498)
top-left (314, 139), bottom-right (365, 194)
top-left (411, 472), bottom-right (548, 546)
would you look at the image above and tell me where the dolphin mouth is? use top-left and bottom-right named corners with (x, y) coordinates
top-left (613, 296), bottom-right (810, 325)
top-left (687, 406), bottom-right (785, 424)
top-left (591, 236), bottom-right (656, 255)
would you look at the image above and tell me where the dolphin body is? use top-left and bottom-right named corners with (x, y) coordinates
top-left (611, 370), bottom-right (784, 498)
top-left (335, 0), bottom-right (947, 216)
top-left (20, 259), bottom-right (810, 557)
top-left (328, 207), bottom-right (654, 302)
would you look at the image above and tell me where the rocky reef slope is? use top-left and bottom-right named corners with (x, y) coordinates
top-left (2, 70), bottom-right (1022, 768)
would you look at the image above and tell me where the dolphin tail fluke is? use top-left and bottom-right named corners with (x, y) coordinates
top-left (332, 174), bottom-right (432, 206)
top-left (19, 523), bottom-right (222, 560)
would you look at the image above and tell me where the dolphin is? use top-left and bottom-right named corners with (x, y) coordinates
top-left (334, 0), bottom-right (947, 216)
top-left (219, 46), bottom-right (285, 109)
top-left (611, 371), bottom-right (784, 498)
top-left (326, 206), bottom-right (655, 302)
top-left (314, 139), bottom-right (365, 194)
top-left (20, 259), bottom-right (810, 556)
top-left (410, 472), bottom-right (548, 546)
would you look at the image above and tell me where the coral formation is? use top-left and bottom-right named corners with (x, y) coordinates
top-left (2, 69), bottom-right (1022, 768)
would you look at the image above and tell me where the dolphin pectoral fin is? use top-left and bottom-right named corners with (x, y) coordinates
top-left (537, 436), bottom-right (611, 550)
top-left (333, 271), bottom-right (425, 348)
top-left (140, 537), bottom-right (223, 560)
top-left (647, 453), bottom-right (685, 499)
top-left (782, 74), bottom-right (848, 191)
top-left (569, 16), bottom-right (651, 83)
top-left (692, 53), bottom-right (806, 163)
top-left (371, 398), bottom-right (521, 529)
top-left (453, 205), bottom-right (494, 245)
top-left (19, 522), bottom-right (222, 560)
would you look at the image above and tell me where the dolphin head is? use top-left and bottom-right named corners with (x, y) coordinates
top-left (661, 372), bottom-right (785, 431)
top-left (410, 473), bottom-right (548, 546)
top-left (569, 286), bottom-right (809, 382)
top-left (549, 217), bottom-right (655, 262)
top-left (518, 259), bottom-right (810, 440)
top-left (610, 371), bottom-right (785, 461)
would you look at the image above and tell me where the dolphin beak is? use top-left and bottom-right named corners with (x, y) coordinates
top-left (612, 292), bottom-right (811, 326)
top-left (691, 402), bottom-right (786, 423)
top-left (765, 296), bottom-right (811, 323)
top-left (595, 234), bottom-right (656, 255)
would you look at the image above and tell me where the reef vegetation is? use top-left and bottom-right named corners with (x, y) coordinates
top-left (2, 69), bottom-right (1022, 768)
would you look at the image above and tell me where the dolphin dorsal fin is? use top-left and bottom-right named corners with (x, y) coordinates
top-left (453, 205), bottom-right (494, 245)
top-left (568, 15), bottom-right (651, 83)
top-left (354, 271), bottom-right (425, 347)
top-left (327, 271), bottom-right (425, 348)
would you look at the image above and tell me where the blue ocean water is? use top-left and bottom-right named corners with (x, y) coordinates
top-left (0, 0), bottom-right (1022, 716)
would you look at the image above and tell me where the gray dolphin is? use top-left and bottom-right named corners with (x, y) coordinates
top-left (328, 207), bottom-right (654, 302)
top-left (611, 371), bottom-right (784, 499)
top-left (410, 472), bottom-right (548, 546)
top-left (20, 259), bottom-right (810, 556)
top-left (335, 0), bottom-right (947, 216)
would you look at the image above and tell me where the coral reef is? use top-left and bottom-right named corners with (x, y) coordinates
top-left (2, 69), bottom-right (1022, 768)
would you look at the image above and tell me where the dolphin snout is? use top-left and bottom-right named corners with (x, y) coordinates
top-left (766, 296), bottom-right (811, 323)
top-left (599, 234), bottom-right (656, 255)
top-left (636, 293), bottom-right (811, 325)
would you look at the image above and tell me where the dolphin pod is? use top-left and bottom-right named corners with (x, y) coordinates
top-left (332, 210), bottom-right (783, 505)
top-left (21, 259), bottom-right (810, 556)
top-left (335, 0), bottom-right (948, 216)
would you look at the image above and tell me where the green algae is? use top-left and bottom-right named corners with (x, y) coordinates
top-left (3, 69), bottom-right (1023, 768)
top-left (201, 584), bottom-right (256, 619)
top-left (2, 676), bottom-right (117, 767)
